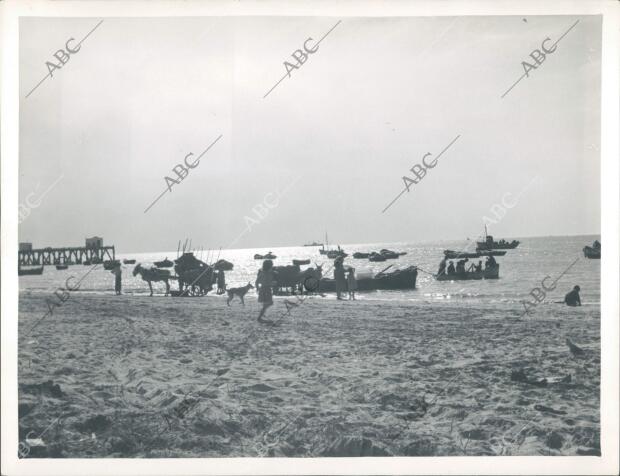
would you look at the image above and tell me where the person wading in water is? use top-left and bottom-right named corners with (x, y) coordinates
top-left (255, 259), bottom-right (277, 323)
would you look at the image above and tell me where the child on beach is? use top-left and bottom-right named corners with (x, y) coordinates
top-left (347, 268), bottom-right (357, 300)
top-left (255, 259), bottom-right (277, 323)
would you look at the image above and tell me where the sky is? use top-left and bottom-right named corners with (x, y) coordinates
top-left (18, 15), bottom-right (602, 253)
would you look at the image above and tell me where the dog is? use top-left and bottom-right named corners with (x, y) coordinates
top-left (226, 282), bottom-right (254, 306)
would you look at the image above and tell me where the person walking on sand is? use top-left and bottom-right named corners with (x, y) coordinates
top-left (564, 285), bottom-right (581, 307)
top-left (255, 259), bottom-right (277, 322)
top-left (347, 267), bottom-right (357, 300)
top-left (334, 257), bottom-right (347, 300)
top-left (111, 263), bottom-right (122, 295)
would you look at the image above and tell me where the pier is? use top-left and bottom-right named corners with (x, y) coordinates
top-left (18, 245), bottom-right (116, 266)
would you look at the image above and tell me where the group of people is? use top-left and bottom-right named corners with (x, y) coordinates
top-left (437, 255), bottom-right (497, 276)
top-left (334, 256), bottom-right (357, 301)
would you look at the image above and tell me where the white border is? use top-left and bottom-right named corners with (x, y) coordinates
top-left (1, 1), bottom-right (618, 475)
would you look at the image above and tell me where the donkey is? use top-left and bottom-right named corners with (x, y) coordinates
top-left (133, 264), bottom-right (171, 296)
top-left (298, 263), bottom-right (323, 293)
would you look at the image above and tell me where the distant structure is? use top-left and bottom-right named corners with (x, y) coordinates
top-left (18, 238), bottom-right (115, 266)
top-left (19, 242), bottom-right (33, 252)
top-left (85, 236), bottom-right (104, 248)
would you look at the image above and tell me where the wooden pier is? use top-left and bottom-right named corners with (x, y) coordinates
top-left (18, 246), bottom-right (116, 266)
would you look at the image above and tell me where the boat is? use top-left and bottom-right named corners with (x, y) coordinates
top-left (255, 252), bottom-right (277, 260)
top-left (435, 264), bottom-right (500, 281)
top-left (316, 266), bottom-right (417, 292)
top-left (443, 249), bottom-right (507, 259)
top-left (123, 259), bottom-right (136, 265)
top-left (154, 258), bottom-right (174, 268)
top-left (368, 252), bottom-right (387, 262)
top-left (583, 240), bottom-right (600, 259)
top-left (380, 249), bottom-right (400, 259)
top-left (476, 225), bottom-right (519, 251)
top-left (292, 259), bottom-right (311, 266)
top-left (18, 265), bottom-right (44, 276)
top-left (213, 259), bottom-right (234, 271)
top-left (326, 249), bottom-right (347, 259)
top-left (353, 252), bottom-right (370, 259)
top-left (103, 260), bottom-right (121, 270)
top-left (303, 241), bottom-right (322, 247)
top-left (55, 264), bottom-right (69, 270)
top-left (83, 261), bottom-right (91, 265)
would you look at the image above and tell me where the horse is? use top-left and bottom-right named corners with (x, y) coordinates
top-left (133, 264), bottom-right (171, 296)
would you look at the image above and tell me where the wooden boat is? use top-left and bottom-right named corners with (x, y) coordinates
top-left (316, 266), bottom-right (418, 292)
top-left (154, 258), bottom-right (174, 268)
top-left (380, 249), bottom-right (400, 259)
top-left (123, 259), bottom-right (136, 264)
top-left (303, 242), bottom-right (322, 247)
top-left (255, 252), bottom-right (277, 260)
top-left (368, 252), bottom-right (387, 262)
top-left (353, 252), bottom-right (370, 259)
top-left (583, 246), bottom-right (600, 259)
top-left (326, 249), bottom-right (347, 259)
top-left (103, 260), bottom-right (121, 270)
top-left (444, 249), bottom-right (507, 259)
top-left (435, 265), bottom-right (500, 281)
top-left (213, 259), bottom-right (234, 271)
top-left (19, 265), bottom-right (44, 276)
top-left (292, 259), bottom-right (311, 266)
top-left (476, 225), bottom-right (519, 251)
top-left (55, 264), bottom-right (69, 270)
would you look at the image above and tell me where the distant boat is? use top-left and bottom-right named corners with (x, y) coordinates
top-left (254, 252), bottom-right (277, 260)
top-left (444, 249), bottom-right (507, 259)
top-left (368, 252), bottom-right (387, 262)
top-left (476, 225), bottom-right (519, 251)
top-left (353, 252), bottom-right (370, 259)
top-left (55, 264), bottom-right (69, 270)
top-left (436, 265), bottom-right (500, 281)
top-left (19, 265), bottom-right (44, 276)
top-left (380, 249), bottom-right (401, 259)
top-left (292, 259), bottom-right (311, 266)
top-left (316, 266), bottom-right (417, 292)
top-left (303, 241), bottom-right (322, 247)
top-left (103, 260), bottom-right (121, 270)
top-left (123, 259), bottom-right (136, 264)
top-left (583, 240), bottom-right (600, 259)
top-left (154, 258), bottom-right (174, 268)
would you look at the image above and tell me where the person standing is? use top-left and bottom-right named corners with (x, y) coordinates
top-left (347, 268), bottom-right (357, 300)
top-left (217, 269), bottom-right (226, 295)
top-left (255, 260), bottom-right (277, 322)
top-left (111, 263), bottom-right (122, 295)
top-left (334, 257), bottom-right (347, 300)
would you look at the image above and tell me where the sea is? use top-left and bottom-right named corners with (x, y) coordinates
top-left (18, 235), bottom-right (600, 308)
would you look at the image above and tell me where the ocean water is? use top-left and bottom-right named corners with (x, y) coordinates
top-left (18, 235), bottom-right (600, 307)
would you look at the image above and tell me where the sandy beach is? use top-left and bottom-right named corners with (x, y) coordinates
top-left (18, 291), bottom-right (600, 458)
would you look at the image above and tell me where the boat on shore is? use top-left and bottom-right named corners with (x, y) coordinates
top-left (19, 265), bottom-right (44, 276)
top-left (444, 249), bottom-right (507, 259)
top-left (316, 266), bottom-right (418, 292)
top-left (353, 252), bottom-right (370, 259)
top-left (435, 265), bottom-right (500, 281)
top-left (123, 259), bottom-right (136, 265)
top-left (55, 264), bottom-right (69, 270)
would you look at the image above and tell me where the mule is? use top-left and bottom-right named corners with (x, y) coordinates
top-left (133, 264), bottom-right (171, 296)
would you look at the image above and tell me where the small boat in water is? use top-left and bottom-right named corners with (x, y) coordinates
top-left (435, 265), bottom-right (500, 281)
top-left (368, 252), bottom-right (387, 262)
top-left (292, 259), bottom-right (311, 266)
top-left (303, 241), bottom-right (322, 247)
top-left (255, 252), bottom-right (277, 260)
top-left (476, 226), bottom-right (519, 251)
top-left (55, 264), bottom-right (69, 270)
top-left (583, 240), bottom-right (600, 259)
top-left (380, 249), bottom-right (401, 259)
top-left (353, 252), bottom-right (370, 259)
top-left (316, 266), bottom-right (417, 292)
top-left (103, 260), bottom-right (121, 270)
top-left (444, 249), bottom-right (507, 259)
top-left (326, 249), bottom-right (347, 259)
top-left (123, 259), bottom-right (136, 265)
top-left (19, 265), bottom-right (44, 276)
top-left (154, 258), bottom-right (174, 268)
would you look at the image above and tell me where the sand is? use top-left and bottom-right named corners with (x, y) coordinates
top-left (18, 291), bottom-right (600, 457)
